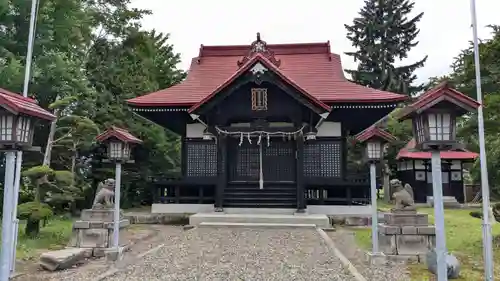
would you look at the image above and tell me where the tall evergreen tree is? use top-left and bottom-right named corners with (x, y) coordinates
top-left (345, 0), bottom-right (427, 95)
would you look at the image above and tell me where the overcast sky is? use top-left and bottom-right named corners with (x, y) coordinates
top-left (131, 0), bottom-right (500, 84)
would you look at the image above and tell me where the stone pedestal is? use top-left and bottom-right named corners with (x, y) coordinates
top-left (68, 209), bottom-right (130, 257)
top-left (378, 210), bottom-right (436, 263)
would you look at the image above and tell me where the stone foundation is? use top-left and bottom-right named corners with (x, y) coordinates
top-left (68, 209), bottom-right (130, 257)
top-left (378, 210), bottom-right (435, 262)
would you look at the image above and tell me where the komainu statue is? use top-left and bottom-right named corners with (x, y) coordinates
top-left (92, 179), bottom-right (115, 209)
top-left (390, 179), bottom-right (416, 211)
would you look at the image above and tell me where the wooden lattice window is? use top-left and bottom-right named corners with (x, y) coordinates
top-left (186, 140), bottom-right (217, 177)
top-left (303, 140), bottom-right (342, 178)
top-left (251, 88), bottom-right (268, 111)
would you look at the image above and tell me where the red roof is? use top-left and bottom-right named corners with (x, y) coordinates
top-left (128, 37), bottom-right (407, 107)
top-left (397, 82), bottom-right (480, 121)
top-left (188, 53), bottom-right (331, 113)
top-left (0, 88), bottom-right (56, 121)
top-left (396, 139), bottom-right (478, 160)
top-left (95, 126), bottom-right (143, 144)
top-left (355, 126), bottom-right (396, 143)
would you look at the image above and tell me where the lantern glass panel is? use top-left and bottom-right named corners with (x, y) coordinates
top-left (367, 141), bottom-right (382, 160)
top-left (427, 113), bottom-right (451, 141)
top-left (16, 116), bottom-right (31, 143)
top-left (109, 141), bottom-right (123, 159)
top-left (0, 115), bottom-right (14, 142)
top-left (122, 143), bottom-right (131, 159)
top-left (413, 115), bottom-right (425, 144)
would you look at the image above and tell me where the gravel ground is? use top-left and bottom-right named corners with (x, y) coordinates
top-left (328, 229), bottom-right (409, 281)
top-left (17, 225), bottom-right (177, 281)
top-left (105, 227), bottom-right (357, 281)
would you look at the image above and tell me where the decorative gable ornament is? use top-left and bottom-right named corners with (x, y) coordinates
top-left (250, 63), bottom-right (268, 75)
top-left (238, 32), bottom-right (281, 68)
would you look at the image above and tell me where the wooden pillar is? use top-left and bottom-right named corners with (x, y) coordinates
top-left (296, 135), bottom-right (306, 212)
top-left (215, 135), bottom-right (226, 211)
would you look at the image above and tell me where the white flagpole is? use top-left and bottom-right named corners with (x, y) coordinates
top-left (469, 0), bottom-right (494, 280)
top-left (8, 0), bottom-right (40, 276)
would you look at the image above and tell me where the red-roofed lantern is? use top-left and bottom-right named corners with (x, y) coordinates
top-left (397, 82), bottom-right (480, 151)
top-left (95, 126), bottom-right (142, 162)
top-left (356, 126), bottom-right (396, 163)
top-left (356, 126), bottom-right (396, 257)
top-left (0, 88), bottom-right (56, 280)
top-left (95, 127), bottom-right (142, 260)
top-left (396, 82), bottom-right (480, 280)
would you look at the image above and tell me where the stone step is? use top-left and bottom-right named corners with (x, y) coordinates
top-left (198, 222), bottom-right (317, 229)
top-left (189, 213), bottom-right (330, 228)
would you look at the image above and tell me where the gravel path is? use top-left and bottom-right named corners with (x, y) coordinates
top-left (105, 227), bottom-right (357, 281)
top-left (328, 229), bottom-right (409, 281)
top-left (17, 225), bottom-right (180, 281)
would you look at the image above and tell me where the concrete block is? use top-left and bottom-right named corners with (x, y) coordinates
top-left (401, 226), bottom-right (418, 235)
top-left (379, 233), bottom-right (397, 255)
top-left (103, 219), bottom-right (130, 229)
top-left (365, 252), bottom-right (387, 265)
top-left (89, 221), bottom-right (104, 228)
top-left (417, 226), bottom-right (436, 235)
top-left (73, 221), bottom-right (90, 229)
top-left (384, 212), bottom-right (429, 226)
top-left (78, 228), bottom-right (109, 248)
top-left (385, 254), bottom-right (420, 263)
top-left (93, 248), bottom-right (106, 258)
top-left (396, 235), bottom-right (429, 255)
top-left (81, 209), bottom-right (116, 222)
top-left (378, 224), bottom-right (401, 235)
top-left (345, 216), bottom-right (369, 226)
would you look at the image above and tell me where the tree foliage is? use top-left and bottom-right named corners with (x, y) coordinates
top-left (0, 0), bottom-right (186, 228)
top-left (345, 0), bottom-right (427, 95)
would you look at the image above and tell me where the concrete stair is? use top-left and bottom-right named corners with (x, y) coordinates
top-left (426, 196), bottom-right (461, 209)
top-left (189, 213), bottom-right (330, 228)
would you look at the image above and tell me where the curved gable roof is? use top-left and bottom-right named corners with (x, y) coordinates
top-left (128, 39), bottom-right (407, 107)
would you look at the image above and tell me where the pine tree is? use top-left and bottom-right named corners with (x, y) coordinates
top-left (345, 0), bottom-right (427, 95)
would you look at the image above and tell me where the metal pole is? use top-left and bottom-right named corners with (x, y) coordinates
top-left (431, 150), bottom-right (448, 281)
top-left (9, 153), bottom-right (23, 274)
top-left (1, 151), bottom-right (17, 281)
top-left (470, 1), bottom-right (494, 279)
top-left (370, 162), bottom-right (379, 253)
top-left (113, 162), bottom-right (122, 251)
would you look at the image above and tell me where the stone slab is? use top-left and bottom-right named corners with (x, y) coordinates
top-left (103, 219), bottom-right (130, 229)
top-left (39, 248), bottom-right (87, 271)
top-left (80, 209), bottom-right (115, 222)
top-left (384, 212), bottom-right (429, 226)
top-left (198, 222), bottom-right (317, 229)
top-left (189, 213), bottom-right (330, 228)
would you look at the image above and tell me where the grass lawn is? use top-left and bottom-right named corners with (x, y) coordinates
top-left (15, 218), bottom-right (73, 260)
top-left (352, 207), bottom-right (500, 281)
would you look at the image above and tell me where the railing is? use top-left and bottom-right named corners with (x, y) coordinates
top-left (304, 173), bottom-right (371, 206)
top-left (151, 172), bottom-right (371, 206)
top-left (152, 174), bottom-right (216, 204)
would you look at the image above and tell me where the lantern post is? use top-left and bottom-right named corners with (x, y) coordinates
top-left (0, 89), bottom-right (56, 281)
top-left (95, 127), bottom-right (142, 257)
top-left (355, 127), bottom-right (396, 256)
top-left (396, 82), bottom-right (480, 281)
